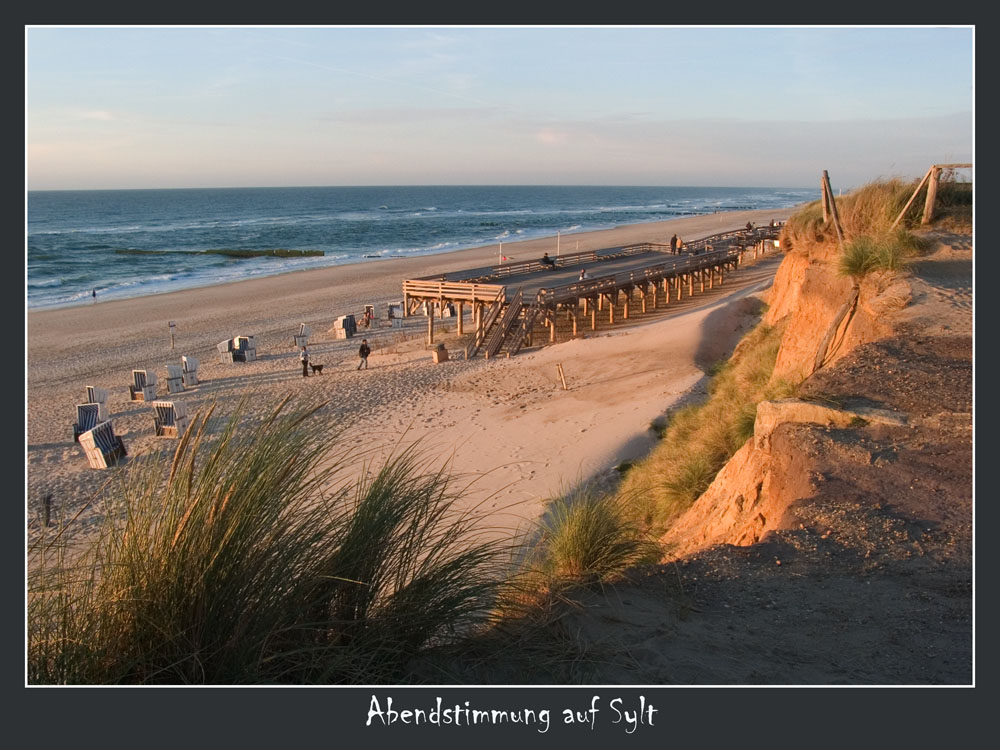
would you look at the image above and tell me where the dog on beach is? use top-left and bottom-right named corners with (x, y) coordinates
top-left (309, 364), bottom-right (324, 375)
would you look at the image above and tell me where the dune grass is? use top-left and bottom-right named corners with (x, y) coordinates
top-left (28, 397), bottom-right (511, 685)
top-left (838, 230), bottom-right (926, 277)
top-left (614, 321), bottom-right (794, 531)
top-left (532, 492), bottom-right (659, 583)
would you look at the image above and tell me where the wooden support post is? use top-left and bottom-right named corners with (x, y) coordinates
top-left (623, 291), bottom-right (630, 320)
top-left (676, 275), bottom-right (682, 301)
top-left (651, 283), bottom-right (657, 308)
top-left (719, 266), bottom-right (724, 285)
top-left (688, 272), bottom-right (694, 297)
top-left (457, 302), bottom-right (464, 335)
top-left (582, 297), bottom-right (588, 315)
top-left (427, 304), bottom-right (434, 345)
top-left (708, 266), bottom-right (714, 289)
top-left (549, 311), bottom-right (556, 343)
top-left (641, 286), bottom-right (647, 313)
top-left (922, 166), bottom-right (941, 225)
top-left (607, 295), bottom-right (615, 324)
top-left (591, 304), bottom-right (597, 330)
top-left (700, 269), bottom-right (705, 293)
top-left (821, 173), bottom-right (830, 224)
top-left (598, 294), bottom-right (604, 311)
top-left (571, 309), bottom-right (578, 337)
top-left (664, 277), bottom-right (671, 304)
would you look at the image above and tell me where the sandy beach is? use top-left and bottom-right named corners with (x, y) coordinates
top-left (27, 207), bottom-right (796, 544)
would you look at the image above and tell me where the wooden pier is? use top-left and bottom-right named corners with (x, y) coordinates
top-left (401, 225), bottom-right (782, 358)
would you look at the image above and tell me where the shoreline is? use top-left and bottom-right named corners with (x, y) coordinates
top-left (27, 206), bottom-right (799, 317)
top-left (27, 207), bottom-right (792, 547)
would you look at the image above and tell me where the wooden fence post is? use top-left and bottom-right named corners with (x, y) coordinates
top-left (922, 166), bottom-right (941, 225)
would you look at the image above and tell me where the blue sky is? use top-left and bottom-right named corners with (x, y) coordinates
top-left (26, 26), bottom-right (974, 190)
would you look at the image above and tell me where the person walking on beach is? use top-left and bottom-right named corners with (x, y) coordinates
top-left (670, 234), bottom-right (679, 254)
top-left (357, 339), bottom-right (371, 370)
top-left (92, 289), bottom-right (97, 300)
top-left (300, 346), bottom-right (309, 377)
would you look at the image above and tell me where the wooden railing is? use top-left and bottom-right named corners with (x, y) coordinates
top-left (464, 287), bottom-right (506, 360)
top-left (505, 292), bottom-right (545, 357)
top-left (537, 246), bottom-right (745, 306)
top-left (483, 287), bottom-right (524, 359)
top-left (402, 280), bottom-right (506, 303)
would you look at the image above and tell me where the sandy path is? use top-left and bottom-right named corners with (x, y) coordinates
top-left (27, 208), bottom-right (791, 545)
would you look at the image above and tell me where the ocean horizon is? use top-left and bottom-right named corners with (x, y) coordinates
top-left (27, 185), bottom-right (817, 310)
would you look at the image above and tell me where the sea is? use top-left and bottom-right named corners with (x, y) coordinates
top-left (27, 185), bottom-right (817, 310)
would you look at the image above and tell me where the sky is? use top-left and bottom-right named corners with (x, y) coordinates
top-left (25, 26), bottom-right (974, 191)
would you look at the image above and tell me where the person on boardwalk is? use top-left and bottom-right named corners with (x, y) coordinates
top-left (670, 234), bottom-right (679, 254)
top-left (746, 221), bottom-right (754, 232)
top-left (540, 252), bottom-right (555, 269)
top-left (357, 339), bottom-right (371, 370)
top-left (300, 346), bottom-right (309, 377)
top-left (579, 268), bottom-right (588, 281)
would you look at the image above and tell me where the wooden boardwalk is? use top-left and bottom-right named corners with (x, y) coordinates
top-left (401, 225), bottom-right (782, 358)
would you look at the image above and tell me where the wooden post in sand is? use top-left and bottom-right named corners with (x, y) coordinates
top-left (556, 363), bottom-right (568, 391)
top-left (664, 277), bottom-right (671, 305)
top-left (623, 289), bottom-right (630, 320)
top-left (427, 303), bottom-right (434, 345)
top-left (675, 275), bottom-right (683, 301)
top-left (591, 304), bottom-right (597, 331)
top-left (570, 308), bottom-right (578, 337)
top-left (607, 294), bottom-right (615, 324)
top-left (922, 166), bottom-right (941, 225)
top-left (688, 272), bottom-right (694, 298)
top-left (457, 302), bottom-right (464, 335)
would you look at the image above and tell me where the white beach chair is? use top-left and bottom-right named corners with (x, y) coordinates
top-left (129, 369), bottom-right (158, 402)
top-left (85, 385), bottom-right (109, 421)
top-left (151, 400), bottom-right (190, 438)
top-left (181, 355), bottom-right (199, 387)
top-left (293, 323), bottom-right (311, 348)
top-left (72, 403), bottom-right (102, 442)
top-left (165, 364), bottom-right (184, 394)
top-left (218, 339), bottom-right (234, 362)
top-left (79, 420), bottom-right (127, 469)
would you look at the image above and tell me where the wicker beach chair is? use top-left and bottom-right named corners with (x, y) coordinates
top-left (181, 355), bottom-right (199, 386)
top-left (79, 420), bottom-right (127, 469)
top-left (165, 364), bottom-right (184, 394)
top-left (129, 369), bottom-right (158, 401)
top-left (333, 315), bottom-right (356, 339)
top-left (85, 385), bottom-right (110, 421)
top-left (293, 323), bottom-right (311, 348)
top-left (151, 400), bottom-right (190, 438)
top-left (72, 403), bottom-right (102, 442)
top-left (233, 335), bottom-right (257, 362)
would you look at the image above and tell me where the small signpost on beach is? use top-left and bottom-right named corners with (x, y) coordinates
top-left (168, 321), bottom-right (176, 350)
